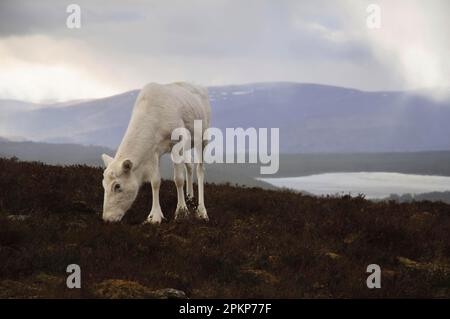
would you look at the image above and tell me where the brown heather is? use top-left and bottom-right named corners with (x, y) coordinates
top-left (1, 157), bottom-right (450, 298)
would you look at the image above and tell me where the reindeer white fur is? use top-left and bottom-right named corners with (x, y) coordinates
top-left (101, 82), bottom-right (211, 224)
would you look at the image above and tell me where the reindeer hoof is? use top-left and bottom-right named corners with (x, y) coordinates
top-left (175, 206), bottom-right (190, 220)
top-left (143, 212), bottom-right (164, 225)
top-left (195, 206), bottom-right (209, 221)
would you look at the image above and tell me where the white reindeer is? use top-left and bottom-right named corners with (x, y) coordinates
top-left (101, 82), bottom-right (211, 224)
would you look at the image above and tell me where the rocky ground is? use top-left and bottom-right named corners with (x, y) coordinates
top-left (1, 157), bottom-right (450, 298)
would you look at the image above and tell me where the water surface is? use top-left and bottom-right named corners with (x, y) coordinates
top-left (260, 172), bottom-right (450, 198)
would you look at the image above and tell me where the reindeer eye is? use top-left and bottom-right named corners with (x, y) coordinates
top-left (114, 184), bottom-right (121, 192)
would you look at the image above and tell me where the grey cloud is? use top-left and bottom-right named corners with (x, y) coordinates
top-left (0, 0), bottom-right (448, 102)
top-left (0, 0), bottom-right (146, 36)
top-left (1, 0), bottom-right (364, 59)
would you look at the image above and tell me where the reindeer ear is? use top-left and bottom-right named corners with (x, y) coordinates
top-left (122, 159), bottom-right (133, 173)
top-left (102, 154), bottom-right (114, 167)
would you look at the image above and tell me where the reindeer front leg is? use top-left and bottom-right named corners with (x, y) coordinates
top-left (144, 157), bottom-right (164, 224)
top-left (174, 162), bottom-right (189, 220)
top-left (185, 162), bottom-right (194, 200)
top-left (196, 162), bottom-right (208, 221)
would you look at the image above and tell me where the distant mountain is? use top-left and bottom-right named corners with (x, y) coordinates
top-left (0, 90), bottom-right (138, 148)
top-left (1, 82), bottom-right (450, 152)
top-left (0, 99), bottom-right (40, 112)
top-left (210, 83), bottom-right (450, 153)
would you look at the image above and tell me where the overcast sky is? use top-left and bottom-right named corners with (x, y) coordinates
top-left (0, 0), bottom-right (449, 102)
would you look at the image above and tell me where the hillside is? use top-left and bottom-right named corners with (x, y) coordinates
top-left (1, 158), bottom-right (450, 298)
top-left (386, 191), bottom-right (450, 205)
top-left (1, 82), bottom-right (450, 152)
top-left (0, 140), bottom-right (276, 189)
top-left (0, 140), bottom-right (112, 166)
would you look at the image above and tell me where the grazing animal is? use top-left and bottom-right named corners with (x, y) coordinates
top-left (101, 82), bottom-right (211, 224)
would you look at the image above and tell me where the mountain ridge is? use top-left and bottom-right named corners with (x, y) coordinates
top-left (1, 82), bottom-right (449, 152)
